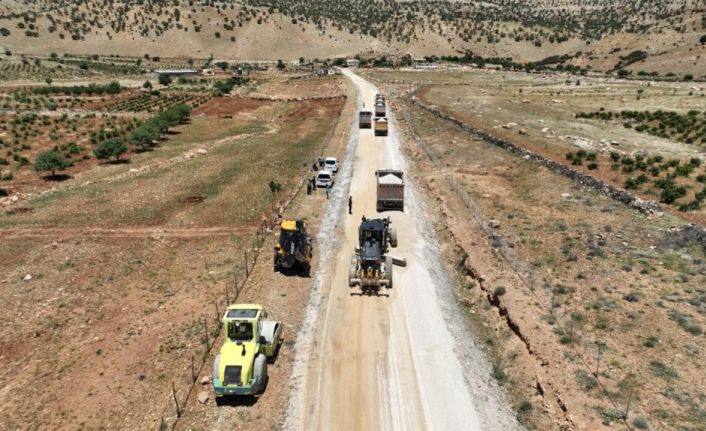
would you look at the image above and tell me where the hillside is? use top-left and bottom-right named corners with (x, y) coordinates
top-left (0, 0), bottom-right (704, 73)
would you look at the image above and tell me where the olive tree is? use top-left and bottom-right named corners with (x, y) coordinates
top-left (94, 137), bottom-right (127, 161)
top-left (35, 150), bottom-right (70, 177)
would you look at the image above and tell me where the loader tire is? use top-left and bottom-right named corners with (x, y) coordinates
top-left (390, 228), bottom-right (398, 248)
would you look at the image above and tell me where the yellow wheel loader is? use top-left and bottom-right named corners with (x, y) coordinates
top-left (274, 219), bottom-right (312, 274)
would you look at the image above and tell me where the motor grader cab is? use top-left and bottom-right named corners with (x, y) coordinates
top-left (212, 304), bottom-right (282, 397)
top-left (349, 217), bottom-right (397, 294)
top-left (274, 219), bottom-right (312, 273)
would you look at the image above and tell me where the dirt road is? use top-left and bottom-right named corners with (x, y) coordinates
top-left (284, 71), bottom-right (520, 430)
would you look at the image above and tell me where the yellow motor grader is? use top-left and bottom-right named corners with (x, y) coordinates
top-left (348, 216), bottom-right (398, 295)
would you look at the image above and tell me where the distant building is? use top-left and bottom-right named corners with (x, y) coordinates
top-left (414, 63), bottom-right (438, 69)
top-left (153, 69), bottom-right (199, 77)
top-left (200, 68), bottom-right (214, 76)
top-left (232, 67), bottom-right (250, 76)
top-left (346, 58), bottom-right (360, 68)
top-left (484, 64), bottom-right (504, 70)
top-left (314, 67), bottom-right (336, 76)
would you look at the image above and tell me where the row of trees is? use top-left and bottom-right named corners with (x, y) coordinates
top-left (32, 81), bottom-right (122, 95)
top-left (34, 103), bottom-right (191, 178)
top-left (128, 103), bottom-right (192, 151)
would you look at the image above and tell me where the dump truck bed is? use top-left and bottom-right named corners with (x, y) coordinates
top-left (375, 170), bottom-right (404, 211)
top-left (374, 117), bottom-right (388, 136)
top-left (359, 111), bottom-right (372, 129)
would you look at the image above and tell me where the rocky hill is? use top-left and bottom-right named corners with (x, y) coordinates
top-left (0, 0), bottom-right (704, 74)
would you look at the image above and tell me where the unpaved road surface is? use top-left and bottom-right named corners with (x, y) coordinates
top-left (284, 71), bottom-right (520, 430)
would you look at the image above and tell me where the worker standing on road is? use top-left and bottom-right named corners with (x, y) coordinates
top-left (325, 183), bottom-right (331, 199)
top-left (348, 196), bottom-right (353, 214)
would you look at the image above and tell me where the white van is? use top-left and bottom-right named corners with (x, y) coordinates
top-left (315, 170), bottom-right (334, 188)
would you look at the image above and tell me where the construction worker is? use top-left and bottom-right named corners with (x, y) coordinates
top-left (348, 196), bottom-right (353, 214)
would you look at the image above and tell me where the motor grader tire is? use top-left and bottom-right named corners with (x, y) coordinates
top-left (349, 257), bottom-right (358, 287)
top-left (390, 228), bottom-right (398, 248)
top-left (385, 259), bottom-right (393, 289)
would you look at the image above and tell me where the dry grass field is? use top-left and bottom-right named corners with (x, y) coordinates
top-left (0, 73), bottom-right (347, 430)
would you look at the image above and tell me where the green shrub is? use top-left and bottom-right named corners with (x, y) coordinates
top-left (643, 336), bottom-right (659, 347)
top-left (656, 177), bottom-right (687, 204)
top-left (575, 369), bottom-right (597, 391)
top-left (492, 363), bottom-right (506, 385)
top-left (518, 400), bottom-right (532, 413)
top-left (649, 360), bottom-right (679, 380)
top-left (632, 416), bottom-right (649, 429)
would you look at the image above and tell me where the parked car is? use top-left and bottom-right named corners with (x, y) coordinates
top-left (315, 170), bottom-right (334, 188)
top-left (324, 157), bottom-right (339, 174)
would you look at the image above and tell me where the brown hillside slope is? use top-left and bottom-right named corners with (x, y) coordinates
top-left (0, 0), bottom-right (703, 73)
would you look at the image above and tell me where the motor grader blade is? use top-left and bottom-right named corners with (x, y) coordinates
top-left (391, 256), bottom-right (407, 267)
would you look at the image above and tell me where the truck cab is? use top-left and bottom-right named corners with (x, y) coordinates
top-left (212, 304), bottom-right (282, 397)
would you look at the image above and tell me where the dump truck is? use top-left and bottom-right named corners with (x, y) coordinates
top-left (274, 220), bottom-right (312, 274)
top-left (375, 101), bottom-right (386, 117)
top-left (349, 216), bottom-right (397, 294)
top-left (359, 111), bottom-right (372, 129)
top-left (374, 117), bottom-right (388, 136)
top-left (212, 304), bottom-right (282, 398)
top-left (376, 169), bottom-right (404, 211)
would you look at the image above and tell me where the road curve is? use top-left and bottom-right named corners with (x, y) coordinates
top-left (285, 70), bottom-right (521, 431)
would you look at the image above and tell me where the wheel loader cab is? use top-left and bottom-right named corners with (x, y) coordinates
top-left (278, 221), bottom-right (301, 253)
